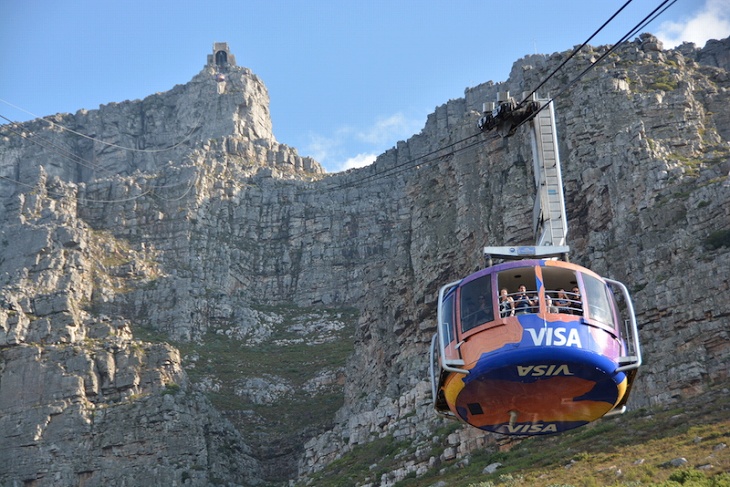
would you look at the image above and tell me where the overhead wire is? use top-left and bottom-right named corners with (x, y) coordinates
top-left (0, 0), bottom-right (682, 283)
top-left (0, 97), bottom-right (203, 153)
top-left (318, 130), bottom-right (498, 192)
top-left (512, 0), bottom-right (677, 134)
top-left (548, 0), bottom-right (677, 102)
top-left (0, 72), bottom-right (220, 202)
top-left (0, 1), bottom-right (677, 276)
top-left (221, 135), bottom-right (500, 253)
top-left (0, 115), bottom-right (198, 205)
top-left (518, 0), bottom-right (635, 108)
top-left (0, 173), bottom-right (154, 203)
top-left (356, 135), bottom-right (494, 188)
top-left (0, 113), bottom-right (110, 176)
top-left (1, 63), bottom-right (496, 201)
top-left (0, 171), bottom-right (201, 205)
top-left (0, 0), bottom-right (627, 202)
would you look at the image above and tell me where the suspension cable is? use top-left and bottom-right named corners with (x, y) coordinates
top-left (320, 130), bottom-right (494, 191)
top-left (510, 0), bottom-right (677, 135)
top-left (0, 97), bottom-right (203, 153)
top-left (518, 0), bottom-right (635, 109)
top-left (549, 0), bottom-right (677, 102)
top-left (0, 113), bottom-right (108, 175)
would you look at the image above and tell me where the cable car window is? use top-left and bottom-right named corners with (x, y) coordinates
top-left (441, 293), bottom-right (456, 344)
top-left (497, 267), bottom-right (538, 315)
top-left (460, 275), bottom-right (494, 332)
top-left (607, 284), bottom-right (625, 331)
top-left (542, 266), bottom-right (579, 314)
top-left (582, 274), bottom-right (612, 325)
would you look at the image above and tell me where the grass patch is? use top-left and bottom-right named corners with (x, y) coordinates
top-left (648, 72), bottom-right (678, 92)
top-left (162, 382), bottom-right (181, 395)
top-left (704, 229), bottom-right (730, 250)
top-left (177, 307), bottom-right (357, 388)
top-left (304, 435), bottom-right (411, 487)
top-left (154, 304), bottom-right (359, 467)
top-left (339, 393), bottom-right (730, 487)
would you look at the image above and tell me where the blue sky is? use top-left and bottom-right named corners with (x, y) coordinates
top-left (1, 0), bottom-right (729, 173)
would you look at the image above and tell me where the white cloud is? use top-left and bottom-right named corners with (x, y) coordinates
top-left (304, 133), bottom-right (340, 164)
top-left (355, 113), bottom-right (423, 146)
top-left (339, 153), bottom-right (377, 171)
top-left (303, 111), bottom-right (424, 173)
top-left (656, 0), bottom-right (730, 48)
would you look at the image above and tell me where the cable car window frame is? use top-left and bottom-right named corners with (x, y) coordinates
top-left (607, 283), bottom-right (626, 333)
top-left (458, 274), bottom-right (495, 334)
top-left (441, 291), bottom-right (456, 345)
top-left (541, 265), bottom-right (579, 315)
top-left (582, 273), bottom-right (618, 329)
top-left (563, 272), bottom-right (621, 338)
top-left (437, 280), bottom-right (467, 371)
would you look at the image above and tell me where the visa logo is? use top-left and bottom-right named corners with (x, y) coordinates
top-left (526, 327), bottom-right (582, 347)
top-left (505, 423), bottom-right (558, 434)
top-left (517, 364), bottom-right (574, 377)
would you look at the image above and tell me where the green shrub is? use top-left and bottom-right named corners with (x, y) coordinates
top-left (669, 469), bottom-right (707, 483)
top-left (704, 229), bottom-right (730, 249)
top-left (162, 382), bottom-right (181, 395)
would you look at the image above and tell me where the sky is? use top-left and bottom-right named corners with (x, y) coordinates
top-left (1, 0), bottom-right (729, 173)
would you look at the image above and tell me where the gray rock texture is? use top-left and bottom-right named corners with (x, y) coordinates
top-left (1, 36), bottom-right (729, 486)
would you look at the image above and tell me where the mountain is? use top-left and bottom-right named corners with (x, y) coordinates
top-left (0, 36), bottom-right (728, 486)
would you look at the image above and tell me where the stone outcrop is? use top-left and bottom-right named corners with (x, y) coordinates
top-left (0, 166), bottom-right (263, 485)
top-left (1, 36), bottom-right (729, 486)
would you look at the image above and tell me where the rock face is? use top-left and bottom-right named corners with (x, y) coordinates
top-left (1, 37), bottom-right (729, 486)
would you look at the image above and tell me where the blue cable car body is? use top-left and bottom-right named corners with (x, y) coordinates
top-left (430, 259), bottom-right (640, 435)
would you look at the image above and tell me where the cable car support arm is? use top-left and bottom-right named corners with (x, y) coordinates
top-left (479, 92), bottom-right (569, 263)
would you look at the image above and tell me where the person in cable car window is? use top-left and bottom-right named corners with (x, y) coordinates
top-left (477, 294), bottom-right (493, 321)
top-left (570, 286), bottom-right (583, 315)
top-left (555, 288), bottom-right (570, 313)
top-left (463, 295), bottom-right (491, 330)
top-left (499, 288), bottom-right (515, 317)
top-left (513, 285), bottom-right (536, 314)
top-left (547, 295), bottom-right (558, 313)
top-left (463, 297), bottom-right (477, 326)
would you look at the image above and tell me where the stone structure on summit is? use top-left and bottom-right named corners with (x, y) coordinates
top-left (208, 41), bottom-right (237, 69)
top-left (0, 37), bottom-right (729, 485)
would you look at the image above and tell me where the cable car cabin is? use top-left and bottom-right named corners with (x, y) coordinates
top-left (430, 259), bottom-right (641, 436)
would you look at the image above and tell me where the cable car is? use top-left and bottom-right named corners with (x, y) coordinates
top-left (430, 256), bottom-right (641, 435)
top-left (429, 92), bottom-right (641, 435)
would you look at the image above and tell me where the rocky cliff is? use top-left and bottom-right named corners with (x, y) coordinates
top-left (1, 36), bottom-right (729, 486)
